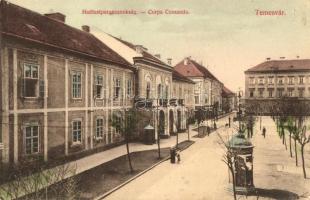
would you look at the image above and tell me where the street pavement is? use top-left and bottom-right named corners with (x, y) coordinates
top-left (105, 116), bottom-right (310, 200)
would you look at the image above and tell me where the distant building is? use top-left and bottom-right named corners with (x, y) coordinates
top-left (244, 58), bottom-right (310, 114)
top-left (222, 86), bottom-right (236, 113)
top-left (174, 57), bottom-right (223, 114)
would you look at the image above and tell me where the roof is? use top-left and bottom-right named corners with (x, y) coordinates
top-left (174, 58), bottom-right (220, 82)
top-left (222, 86), bottom-right (235, 97)
top-left (0, 1), bottom-right (132, 68)
top-left (172, 70), bottom-right (195, 84)
top-left (112, 36), bottom-right (170, 67)
top-left (245, 59), bottom-right (310, 73)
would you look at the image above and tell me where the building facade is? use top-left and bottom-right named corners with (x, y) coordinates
top-left (174, 57), bottom-right (223, 114)
top-left (222, 86), bottom-right (236, 113)
top-left (0, 1), bottom-right (135, 165)
top-left (244, 58), bottom-right (310, 114)
top-left (93, 31), bottom-right (195, 139)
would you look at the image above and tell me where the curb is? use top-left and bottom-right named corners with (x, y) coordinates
top-left (94, 141), bottom-right (195, 200)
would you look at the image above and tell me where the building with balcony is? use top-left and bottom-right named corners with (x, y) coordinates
top-left (174, 57), bottom-right (223, 115)
top-left (93, 31), bottom-right (195, 139)
top-left (244, 58), bottom-right (310, 114)
top-left (0, 1), bottom-right (135, 165)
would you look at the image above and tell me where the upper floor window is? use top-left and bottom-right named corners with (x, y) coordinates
top-left (258, 77), bottom-right (264, 85)
top-left (288, 88), bottom-right (294, 97)
top-left (127, 79), bottom-right (132, 97)
top-left (298, 88), bottom-right (304, 98)
top-left (249, 89), bottom-right (254, 98)
top-left (299, 76), bottom-right (304, 84)
top-left (277, 88), bottom-right (284, 98)
top-left (23, 63), bottom-right (39, 98)
top-left (114, 78), bottom-right (121, 99)
top-left (288, 76), bottom-right (294, 85)
top-left (96, 118), bottom-right (104, 139)
top-left (72, 72), bottom-right (82, 99)
top-left (249, 77), bottom-right (255, 85)
top-left (165, 85), bottom-right (169, 99)
top-left (278, 77), bottom-right (284, 85)
top-left (24, 123), bottom-right (39, 155)
top-left (268, 77), bottom-right (274, 84)
top-left (146, 82), bottom-right (151, 99)
top-left (157, 84), bottom-right (163, 99)
top-left (95, 75), bottom-right (104, 99)
top-left (72, 120), bottom-right (82, 143)
top-left (268, 89), bottom-right (273, 98)
top-left (258, 88), bottom-right (264, 98)
top-left (194, 96), bottom-right (199, 104)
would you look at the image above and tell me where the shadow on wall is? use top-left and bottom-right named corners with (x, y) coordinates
top-left (248, 188), bottom-right (299, 200)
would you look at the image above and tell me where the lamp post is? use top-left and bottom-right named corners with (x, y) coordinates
top-left (237, 88), bottom-right (243, 132)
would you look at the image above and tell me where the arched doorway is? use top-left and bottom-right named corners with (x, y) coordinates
top-left (158, 110), bottom-right (165, 136)
top-left (177, 110), bottom-right (181, 132)
top-left (169, 110), bottom-right (174, 135)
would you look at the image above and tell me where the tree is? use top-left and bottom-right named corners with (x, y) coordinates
top-left (294, 125), bottom-right (310, 179)
top-left (284, 116), bottom-right (295, 158)
top-left (111, 108), bottom-right (141, 173)
top-left (217, 132), bottom-right (237, 200)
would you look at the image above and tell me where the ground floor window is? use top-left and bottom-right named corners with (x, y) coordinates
top-left (96, 118), bottom-right (104, 138)
top-left (72, 120), bottom-right (82, 143)
top-left (24, 124), bottom-right (39, 155)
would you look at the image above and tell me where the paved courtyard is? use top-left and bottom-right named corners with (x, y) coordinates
top-left (105, 116), bottom-right (310, 200)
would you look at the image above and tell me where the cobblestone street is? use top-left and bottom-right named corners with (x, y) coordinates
top-left (105, 116), bottom-right (310, 200)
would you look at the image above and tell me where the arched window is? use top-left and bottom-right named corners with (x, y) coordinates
top-left (157, 84), bottom-right (162, 99)
top-left (146, 82), bottom-right (151, 99)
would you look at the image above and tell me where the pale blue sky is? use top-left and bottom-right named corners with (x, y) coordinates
top-left (9, 0), bottom-right (310, 92)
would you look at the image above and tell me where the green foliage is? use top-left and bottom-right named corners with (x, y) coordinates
top-left (111, 108), bottom-right (141, 140)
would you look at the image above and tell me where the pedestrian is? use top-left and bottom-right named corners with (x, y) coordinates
top-left (177, 152), bottom-right (181, 163)
top-left (262, 127), bottom-right (266, 138)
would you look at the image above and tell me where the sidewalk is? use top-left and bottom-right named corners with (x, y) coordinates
top-left (0, 112), bottom-right (234, 199)
top-left (251, 116), bottom-right (310, 199)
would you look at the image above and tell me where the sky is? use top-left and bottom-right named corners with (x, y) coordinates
top-left (9, 0), bottom-right (310, 92)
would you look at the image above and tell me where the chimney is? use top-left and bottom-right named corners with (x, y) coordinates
top-left (266, 57), bottom-right (271, 61)
top-left (135, 45), bottom-right (147, 54)
top-left (280, 56), bottom-right (285, 59)
top-left (154, 54), bottom-right (161, 59)
top-left (82, 25), bottom-right (90, 33)
top-left (167, 58), bottom-right (172, 65)
top-left (45, 12), bottom-right (66, 23)
top-left (184, 57), bottom-right (189, 65)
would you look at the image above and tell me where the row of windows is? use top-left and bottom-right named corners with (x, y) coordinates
top-left (22, 63), bottom-right (133, 100)
top-left (249, 88), bottom-right (308, 98)
top-left (249, 75), bottom-right (308, 85)
top-left (23, 118), bottom-right (108, 155)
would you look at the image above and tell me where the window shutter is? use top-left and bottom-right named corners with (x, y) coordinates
top-left (39, 80), bottom-right (44, 98)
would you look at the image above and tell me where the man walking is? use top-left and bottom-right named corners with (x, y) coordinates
top-left (262, 127), bottom-right (266, 138)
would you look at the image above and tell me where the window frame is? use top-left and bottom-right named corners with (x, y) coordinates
top-left (96, 117), bottom-right (104, 139)
top-left (23, 63), bottom-right (40, 98)
top-left (72, 71), bottom-right (82, 99)
top-left (72, 119), bottom-right (82, 145)
top-left (95, 74), bottom-right (104, 99)
top-left (113, 78), bottom-right (121, 100)
top-left (23, 122), bottom-right (40, 155)
top-left (127, 79), bottom-right (132, 98)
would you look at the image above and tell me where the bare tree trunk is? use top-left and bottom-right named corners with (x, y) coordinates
top-left (176, 131), bottom-right (179, 148)
top-left (198, 123), bottom-right (200, 137)
top-left (284, 133), bottom-right (287, 150)
top-left (125, 134), bottom-right (133, 173)
top-left (157, 131), bottom-right (161, 159)
top-left (294, 139), bottom-right (298, 167)
top-left (301, 145), bottom-right (307, 179)
top-left (289, 132), bottom-right (292, 157)
top-left (230, 164), bottom-right (237, 200)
